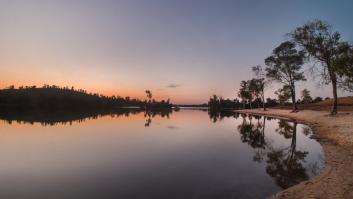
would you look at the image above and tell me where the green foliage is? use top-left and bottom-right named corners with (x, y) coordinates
top-left (291, 20), bottom-right (341, 68)
top-left (238, 80), bottom-right (251, 107)
top-left (266, 98), bottom-right (279, 107)
top-left (265, 41), bottom-right (306, 111)
top-left (275, 85), bottom-right (291, 105)
top-left (208, 95), bottom-right (242, 110)
top-left (291, 20), bottom-right (350, 85)
top-left (291, 19), bottom-right (353, 114)
top-left (334, 43), bottom-right (353, 91)
top-left (237, 78), bottom-right (267, 109)
top-left (265, 41), bottom-right (306, 85)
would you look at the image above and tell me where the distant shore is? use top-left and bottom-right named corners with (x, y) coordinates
top-left (235, 109), bottom-right (353, 199)
top-left (0, 87), bottom-right (173, 111)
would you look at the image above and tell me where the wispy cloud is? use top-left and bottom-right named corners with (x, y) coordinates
top-left (166, 84), bottom-right (181, 88)
top-left (167, 125), bottom-right (180, 130)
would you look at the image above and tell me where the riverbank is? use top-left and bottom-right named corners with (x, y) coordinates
top-left (235, 109), bottom-right (353, 199)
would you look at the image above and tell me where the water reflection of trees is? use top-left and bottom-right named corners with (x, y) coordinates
top-left (238, 114), bottom-right (266, 149)
top-left (208, 111), bottom-right (311, 189)
top-left (0, 108), bottom-right (173, 127)
top-left (208, 110), bottom-right (239, 123)
top-left (266, 121), bottom-right (309, 188)
top-left (239, 115), bottom-right (309, 189)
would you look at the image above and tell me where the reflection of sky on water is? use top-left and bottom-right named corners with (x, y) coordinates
top-left (0, 110), bottom-right (324, 199)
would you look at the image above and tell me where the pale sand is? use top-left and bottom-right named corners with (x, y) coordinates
top-left (235, 109), bottom-right (353, 199)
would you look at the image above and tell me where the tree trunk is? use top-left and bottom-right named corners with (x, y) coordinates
top-left (262, 91), bottom-right (266, 111)
top-left (330, 73), bottom-right (338, 115)
top-left (290, 86), bottom-right (298, 112)
top-left (327, 62), bottom-right (338, 115)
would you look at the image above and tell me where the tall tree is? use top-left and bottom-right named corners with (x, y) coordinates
top-left (238, 79), bottom-right (261, 109)
top-left (252, 65), bottom-right (269, 111)
top-left (247, 79), bottom-right (258, 109)
top-left (208, 95), bottom-right (220, 110)
top-left (291, 20), bottom-right (353, 115)
top-left (238, 80), bottom-right (251, 109)
top-left (145, 90), bottom-right (152, 102)
top-left (265, 41), bottom-right (306, 112)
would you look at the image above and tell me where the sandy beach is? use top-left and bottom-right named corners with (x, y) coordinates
top-left (235, 109), bottom-right (353, 199)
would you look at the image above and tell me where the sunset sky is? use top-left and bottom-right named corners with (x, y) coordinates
top-left (1, 0), bottom-right (352, 104)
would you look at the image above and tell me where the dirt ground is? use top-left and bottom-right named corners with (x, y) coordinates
top-left (235, 108), bottom-right (353, 199)
top-left (275, 96), bottom-right (353, 112)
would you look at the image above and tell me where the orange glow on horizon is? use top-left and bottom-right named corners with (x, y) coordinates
top-left (0, 61), bottom-right (209, 104)
top-left (0, 80), bottom-right (207, 104)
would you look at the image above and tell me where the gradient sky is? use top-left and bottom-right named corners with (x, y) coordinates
top-left (1, 0), bottom-right (352, 104)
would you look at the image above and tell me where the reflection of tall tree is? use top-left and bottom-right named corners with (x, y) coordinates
top-left (144, 111), bottom-right (152, 127)
top-left (236, 115), bottom-right (310, 189)
top-left (237, 115), bottom-right (266, 149)
top-left (302, 126), bottom-right (312, 136)
top-left (253, 116), bottom-right (266, 163)
top-left (276, 120), bottom-right (295, 139)
top-left (265, 121), bottom-right (309, 189)
top-left (143, 109), bottom-right (172, 127)
top-left (208, 110), bottom-right (221, 123)
top-left (144, 118), bottom-right (152, 127)
top-left (237, 114), bottom-right (266, 165)
top-left (274, 121), bottom-right (300, 161)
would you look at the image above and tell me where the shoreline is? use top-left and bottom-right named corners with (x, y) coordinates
top-left (235, 109), bottom-right (353, 199)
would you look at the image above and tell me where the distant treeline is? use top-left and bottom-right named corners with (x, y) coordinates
top-left (207, 94), bottom-right (326, 111)
top-left (208, 95), bottom-right (279, 111)
top-left (0, 85), bottom-right (172, 111)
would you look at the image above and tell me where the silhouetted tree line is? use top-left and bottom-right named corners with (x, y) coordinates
top-left (208, 95), bottom-right (242, 111)
top-left (208, 94), bottom-right (280, 111)
top-left (0, 85), bottom-right (172, 111)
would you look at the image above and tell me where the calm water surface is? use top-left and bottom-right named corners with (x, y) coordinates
top-left (0, 109), bottom-right (324, 199)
